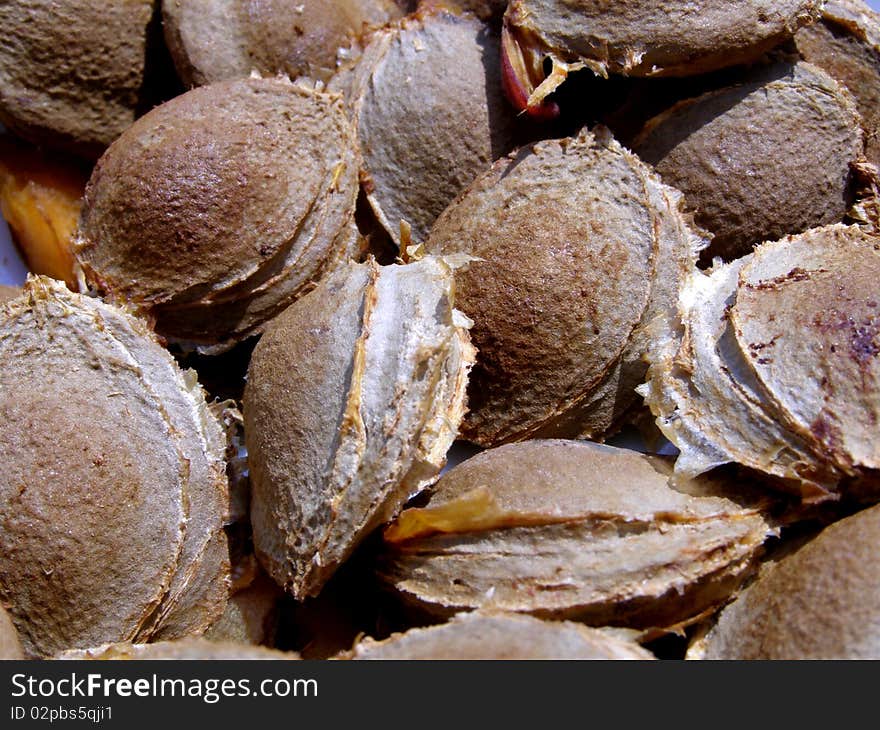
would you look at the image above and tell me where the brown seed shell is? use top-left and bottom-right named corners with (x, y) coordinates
top-left (0, 278), bottom-right (228, 657)
top-left (379, 440), bottom-right (775, 631)
top-left (347, 611), bottom-right (655, 660)
top-left (426, 127), bottom-right (702, 446)
top-left (342, 8), bottom-right (517, 246)
top-left (505, 0), bottom-right (822, 79)
top-left (0, 0), bottom-right (157, 159)
top-left (75, 76), bottom-right (360, 349)
top-left (696, 502), bottom-right (880, 659)
top-left (634, 61), bottom-right (863, 260)
top-left (203, 571), bottom-right (282, 647)
top-left (797, 2), bottom-right (880, 167)
top-left (162, 0), bottom-right (402, 87)
top-left (245, 256), bottom-right (474, 599)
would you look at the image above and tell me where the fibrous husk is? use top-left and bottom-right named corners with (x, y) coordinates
top-left (796, 1), bottom-right (880, 168)
top-left (379, 440), bottom-right (776, 632)
top-left (634, 61), bottom-right (863, 261)
top-left (0, 277), bottom-right (229, 658)
top-left (0, 0), bottom-right (161, 159)
top-left (244, 256), bottom-right (475, 600)
top-left (692, 502), bottom-right (880, 659)
top-left (335, 7), bottom-right (518, 247)
top-left (345, 611), bottom-right (655, 659)
top-left (425, 126), bottom-right (707, 447)
top-left (162, 0), bottom-right (402, 87)
top-left (500, 0), bottom-right (822, 117)
top-left (57, 639), bottom-right (296, 661)
top-left (74, 75), bottom-right (361, 350)
top-left (642, 223), bottom-right (880, 501)
top-left (0, 605), bottom-right (23, 659)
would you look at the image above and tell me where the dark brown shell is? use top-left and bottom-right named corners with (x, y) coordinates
top-left (0, 0), bottom-right (158, 159)
top-left (74, 76), bottom-right (360, 349)
top-left (634, 62), bottom-right (863, 260)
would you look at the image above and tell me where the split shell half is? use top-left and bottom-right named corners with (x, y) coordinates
top-left (245, 256), bottom-right (475, 599)
top-left (0, 0), bottom-right (158, 159)
top-left (0, 278), bottom-right (229, 658)
top-left (347, 611), bottom-right (654, 660)
top-left (426, 126), bottom-right (706, 447)
top-left (75, 75), bottom-right (360, 349)
top-left (634, 61), bottom-right (863, 260)
top-left (162, 0), bottom-right (402, 86)
top-left (642, 224), bottom-right (880, 500)
top-left (338, 8), bottom-right (518, 246)
top-left (379, 440), bottom-right (776, 631)
top-left (694, 502), bottom-right (880, 659)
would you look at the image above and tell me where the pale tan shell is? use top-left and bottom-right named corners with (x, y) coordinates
top-left (426, 127), bottom-right (706, 447)
top-left (162, 0), bottom-right (402, 86)
top-left (379, 440), bottom-right (776, 631)
top-left (634, 62), bottom-right (863, 260)
top-left (505, 0), bottom-right (822, 78)
top-left (0, 0), bottom-right (157, 158)
top-left (642, 224), bottom-right (880, 500)
top-left (797, 0), bottom-right (880, 167)
top-left (346, 611), bottom-right (655, 659)
top-left (245, 256), bottom-right (475, 599)
top-left (75, 75), bottom-right (360, 350)
top-left (731, 225), bottom-right (880, 477)
top-left (0, 277), bottom-right (229, 658)
top-left (0, 605), bottom-right (23, 659)
top-left (339, 8), bottom-right (518, 246)
top-left (57, 639), bottom-right (297, 660)
top-left (694, 502), bottom-right (880, 659)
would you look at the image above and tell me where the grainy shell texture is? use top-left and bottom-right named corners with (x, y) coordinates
top-left (0, 278), bottom-right (229, 658)
top-left (347, 611), bottom-right (655, 660)
top-left (426, 127), bottom-right (706, 447)
top-left (0, 0), bottom-right (156, 159)
top-left (634, 62), bottom-right (863, 260)
top-left (641, 224), bottom-right (880, 501)
top-left (796, 0), bottom-right (880, 167)
top-left (162, 0), bottom-right (402, 86)
top-left (245, 256), bottom-right (475, 600)
top-left (380, 440), bottom-right (775, 630)
top-left (695, 502), bottom-right (880, 659)
top-left (340, 8), bottom-right (518, 246)
top-left (74, 75), bottom-right (360, 349)
top-left (505, 0), bottom-right (822, 78)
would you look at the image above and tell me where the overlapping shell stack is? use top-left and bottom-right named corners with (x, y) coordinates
top-left (0, 0), bottom-right (879, 660)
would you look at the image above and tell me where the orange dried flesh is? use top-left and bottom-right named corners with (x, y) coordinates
top-left (0, 138), bottom-right (88, 288)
